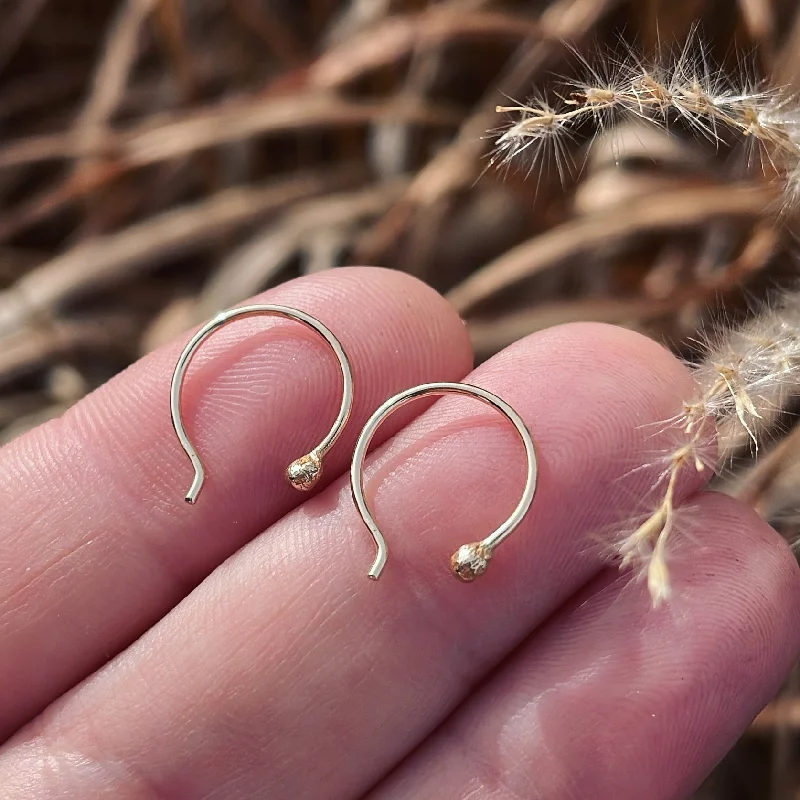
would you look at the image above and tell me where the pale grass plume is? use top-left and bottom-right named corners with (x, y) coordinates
top-left (493, 32), bottom-right (800, 202)
top-left (617, 293), bottom-right (800, 605)
top-left (488, 92), bottom-right (576, 188)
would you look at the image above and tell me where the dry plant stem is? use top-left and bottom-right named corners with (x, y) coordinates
top-left (0, 161), bottom-right (126, 243)
top-left (0, 315), bottom-right (138, 388)
top-left (154, 0), bottom-right (197, 100)
top-left (0, 394), bottom-right (49, 429)
top-left (467, 297), bottom-right (675, 356)
top-left (467, 225), bottom-right (779, 357)
top-left (375, 28), bottom-right (453, 272)
top-left (732, 425), bottom-right (800, 513)
top-left (770, 667), bottom-right (800, 800)
top-left (0, 404), bottom-right (72, 446)
top-left (325, 0), bottom-right (393, 43)
top-left (0, 88), bottom-right (458, 241)
top-left (0, 93), bottom-right (461, 171)
top-left (228, 0), bottom-right (307, 67)
top-left (737, 0), bottom-right (775, 66)
top-left (0, 166), bottom-right (366, 338)
top-left (356, 0), bottom-right (621, 264)
top-left (197, 179), bottom-right (408, 316)
top-left (0, 0), bottom-right (50, 75)
top-left (72, 0), bottom-right (158, 235)
top-left (0, 247), bottom-right (44, 282)
top-left (74, 0), bottom-right (158, 138)
top-left (775, 8), bottom-right (800, 85)
top-left (310, 8), bottom-right (543, 89)
top-left (752, 697), bottom-right (800, 733)
top-left (447, 182), bottom-right (776, 314)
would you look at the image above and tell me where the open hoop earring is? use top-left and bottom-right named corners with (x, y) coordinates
top-left (171, 305), bottom-right (353, 504)
top-left (350, 382), bottom-right (537, 582)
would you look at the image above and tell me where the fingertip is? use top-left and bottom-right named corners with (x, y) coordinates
top-left (472, 320), bottom-right (709, 502)
top-left (674, 491), bottom-right (800, 663)
top-left (272, 266), bottom-right (474, 379)
top-left (510, 320), bottom-right (697, 400)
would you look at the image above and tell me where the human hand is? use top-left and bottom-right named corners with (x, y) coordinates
top-left (0, 268), bottom-right (798, 799)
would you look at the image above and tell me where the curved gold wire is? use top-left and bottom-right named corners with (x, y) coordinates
top-left (350, 382), bottom-right (537, 582)
top-left (171, 304), bottom-right (353, 504)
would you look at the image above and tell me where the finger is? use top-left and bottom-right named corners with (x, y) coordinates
top-left (0, 324), bottom-right (710, 799)
top-left (369, 493), bottom-right (800, 800)
top-left (0, 266), bottom-right (473, 739)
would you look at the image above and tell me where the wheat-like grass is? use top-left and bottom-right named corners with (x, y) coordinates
top-left (621, 298), bottom-right (800, 605)
top-left (493, 34), bottom-right (800, 201)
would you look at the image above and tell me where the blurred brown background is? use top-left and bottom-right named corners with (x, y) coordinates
top-left (1, 0), bottom-right (800, 796)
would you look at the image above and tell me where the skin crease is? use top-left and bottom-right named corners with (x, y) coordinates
top-left (0, 269), bottom-right (797, 799)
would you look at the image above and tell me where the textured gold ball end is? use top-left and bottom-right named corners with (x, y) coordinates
top-left (450, 543), bottom-right (492, 582)
top-left (285, 453), bottom-right (323, 491)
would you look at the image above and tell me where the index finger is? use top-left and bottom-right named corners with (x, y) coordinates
top-left (0, 266), bottom-right (473, 739)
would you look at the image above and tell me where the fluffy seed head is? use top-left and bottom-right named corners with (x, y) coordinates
top-left (647, 549), bottom-right (671, 608)
top-left (491, 32), bottom-right (800, 204)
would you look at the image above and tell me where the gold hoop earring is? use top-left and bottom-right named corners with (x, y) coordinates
top-left (171, 305), bottom-right (354, 504)
top-left (350, 382), bottom-right (537, 582)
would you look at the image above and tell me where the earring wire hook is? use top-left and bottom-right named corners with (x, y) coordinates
top-left (171, 304), bottom-right (354, 503)
top-left (350, 382), bottom-right (537, 582)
